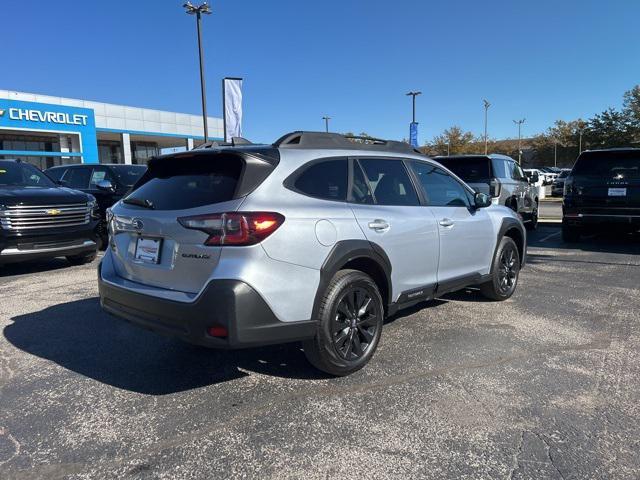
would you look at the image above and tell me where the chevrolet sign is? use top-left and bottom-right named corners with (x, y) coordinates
top-left (8, 108), bottom-right (88, 126)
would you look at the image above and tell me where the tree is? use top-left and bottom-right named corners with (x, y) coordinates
top-left (623, 85), bottom-right (640, 142)
top-left (585, 108), bottom-right (634, 148)
top-left (428, 126), bottom-right (477, 155)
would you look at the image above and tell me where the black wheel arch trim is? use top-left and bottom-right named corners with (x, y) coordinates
top-left (313, 240), bottom-right (392, 320)
top-left (494, 217), bottom-right (527, 270)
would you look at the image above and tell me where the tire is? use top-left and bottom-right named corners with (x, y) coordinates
top-left (525, 203), bottom-right (539, 231)
top-left (303, 269), bottom-right (384, 376)
top-left (480, 237), bottom-right (520, 301)
top-left (66, 251), bottom-right (97, 265)
top-left (562, 223), bottom-right (581, 242)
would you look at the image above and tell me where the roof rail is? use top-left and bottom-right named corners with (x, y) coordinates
top-left (193, 137), bottom-right (253, 150)
top-left (273, 131), bottom-right (422, 155)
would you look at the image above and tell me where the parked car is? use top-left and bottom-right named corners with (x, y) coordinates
top-left (563, 148), bottom-right (640, 241)
top-left (435, 154), bottom-right (539, 230)
top-left (0, 159), bottom-right (99, 266)
top-left (523, 168), bottom-right (545, 189)
top-left (541, 167), bottom-right (559, 185)
top-left (46, 164), bottom-right (147, 248)
top-left (98, 132), bottom-right (527, 376)
top-left (551, 169), bottom-right (571, 197)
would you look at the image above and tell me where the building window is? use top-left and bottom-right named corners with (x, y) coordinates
top-left (98, 141), bottom-right (123, 164)
top-left (132, 142), bottom-right (159, 165)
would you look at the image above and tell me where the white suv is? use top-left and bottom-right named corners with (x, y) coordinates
top-left (99, 132), bottom-right (526, 375)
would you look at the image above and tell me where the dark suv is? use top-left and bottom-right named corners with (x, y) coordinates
top-left (0, 159), bottom-right (99, 266)
top-left (436, 154), bottom-right (539, 230)
top-left (562, 148), bottom-right (640, 241)
top-left (46, 164), bottom-right (146, 248)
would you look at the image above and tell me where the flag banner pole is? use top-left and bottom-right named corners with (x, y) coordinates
top-left (223, 77), bottom-right (243, 142)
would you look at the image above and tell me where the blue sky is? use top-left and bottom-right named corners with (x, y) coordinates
top-left (3, 0), bottom-right (639, 144)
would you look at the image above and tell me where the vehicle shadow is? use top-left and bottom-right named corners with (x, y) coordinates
top-left (3, 297), bottom-right (330, 395)
top-left (0, 257), bottom-right (81, 278)
top-left (528, 223), bottom-right (640, 256)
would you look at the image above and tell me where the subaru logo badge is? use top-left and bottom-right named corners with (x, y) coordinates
top-left (132, 218), bottom-right (144, 231)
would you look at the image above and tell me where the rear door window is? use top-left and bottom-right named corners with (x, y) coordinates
top-left (125, 155), bottom-right (243, 210)
top-left (291, 158), bottom-right (348, 201)
top-left (357, 158), bottom-right (420, 206)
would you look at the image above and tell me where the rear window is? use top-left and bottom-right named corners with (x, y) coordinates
top-left (573, 151), bottom-right (640, 178)
top-left (437, 157), bottom-right (491, 181)
top-left (111, 165), bottom-right (147, 187)
top-left (125, 155), bottom-right (242, 210)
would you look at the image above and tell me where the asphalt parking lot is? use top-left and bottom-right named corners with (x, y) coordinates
top-left (1, 203), bottom-right (639, 479)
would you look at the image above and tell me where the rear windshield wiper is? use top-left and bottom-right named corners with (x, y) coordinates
top-left (123, 196), bottom-right (155, 209)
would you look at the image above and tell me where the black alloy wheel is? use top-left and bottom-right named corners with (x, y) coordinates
top-left (497, 244), bottom-right (518, 296)
top-left (332, 287), bottom-right (380, 361)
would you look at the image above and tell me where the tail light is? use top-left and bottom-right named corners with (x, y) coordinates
top-left (178, 212), bottom-right (285, 246)
top-left (490, 178), bottom-right (501, 197)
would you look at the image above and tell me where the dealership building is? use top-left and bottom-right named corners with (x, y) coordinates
top-left (0, 90), bottom-right (224, 170)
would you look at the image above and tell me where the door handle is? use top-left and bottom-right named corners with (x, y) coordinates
top-left (439, 218), bottom-right (454, 227)
top-left (368, 219), bottom-right (390, 231)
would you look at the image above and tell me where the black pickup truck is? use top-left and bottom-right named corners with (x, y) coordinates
top-left (0, 159), bottom-right (99, 266)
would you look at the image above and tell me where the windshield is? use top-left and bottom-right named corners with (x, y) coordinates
top-left (111, 165), bottom-right (147, 187)
top-left (559, 170), bottom-right (570, 179)
top-left (436, 157), bottom-right (491, 181)
top-left (0, 161), bottom-right (56, 188)
top-left (573, 151), bottom-right (640, 179)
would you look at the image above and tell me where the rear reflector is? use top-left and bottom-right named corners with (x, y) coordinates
top-left (208, 325), bottom-right (228, 338)
top-left (178, 212), bottom-right (285, 246)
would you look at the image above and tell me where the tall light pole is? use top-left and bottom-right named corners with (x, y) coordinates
top-left (184, 1), bottom-right (212, 142)
top-left (406, 91), bottom-right (422, 147)
top-left (322, 116), bottom-right (331, 133)
top-left (483, 99), bottom-right (491, 154)
top-left (513, 118), bottom-right (526, 163)
top-left (579, 129), bottom-right (584, 154)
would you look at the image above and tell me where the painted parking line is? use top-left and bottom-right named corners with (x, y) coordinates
top-left (539, 231), bottom-right (560, 242)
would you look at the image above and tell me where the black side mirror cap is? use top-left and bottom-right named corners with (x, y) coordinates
top-left (474, 192), bottom-right (492, 208)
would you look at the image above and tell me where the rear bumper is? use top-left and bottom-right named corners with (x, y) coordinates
top-left (98, 262), bottom-right (316, 349)
top-left (0, 225), bottom-right (98, 264)
top-left (563, 206), bottom-right (640, 227)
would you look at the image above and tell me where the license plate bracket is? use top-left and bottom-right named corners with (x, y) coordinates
top-left (134, 237), bottom-right (162, 264)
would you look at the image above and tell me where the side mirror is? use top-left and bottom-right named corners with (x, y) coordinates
top-left (96, 180), bottom-right (115, 192)
top-left (474, 192), bottom-right (492, 208)
top-left (530, 173), bottom-right (539, 184)
top-left (57, 179), bottom-right (69, 187)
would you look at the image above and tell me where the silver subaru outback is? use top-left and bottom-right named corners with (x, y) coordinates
top-left (99, 132), bottom-right (526, 376)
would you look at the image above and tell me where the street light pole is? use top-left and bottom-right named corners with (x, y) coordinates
top-left (322, 116), bottom-right (331, 133)
top-left (513, 118), bottom-right (525, 163)
top-left (579, 129), bottom-right (584, 154)
top-left (483, 99), bottom-right (491, 154)
top-left (184, 2), bottom-right (212, 142)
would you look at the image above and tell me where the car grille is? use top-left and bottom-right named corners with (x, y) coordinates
top-left (0, 203), bottom-right (91, 230)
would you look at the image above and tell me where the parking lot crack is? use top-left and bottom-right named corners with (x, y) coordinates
top-left (506, 430), bottom-right (524, 480)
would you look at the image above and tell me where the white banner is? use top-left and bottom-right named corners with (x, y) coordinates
top-left (223, 78), bottom-right (243, 142)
